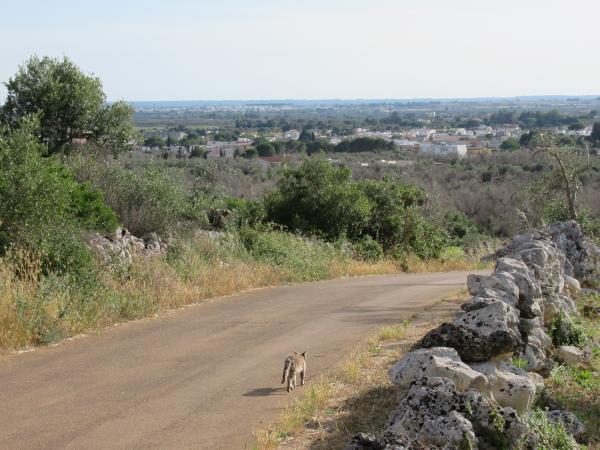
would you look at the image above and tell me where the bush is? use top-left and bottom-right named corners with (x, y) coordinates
top-left (70, 158), bottom-right (199, 236)
top-left (224, 198), bottom-right (266, 228)
top-left (442, 210), bottom-right (480, 247)
top-left (0, 119), bottom-right (100, 275)
top-left (353, 236), bottom-right (384, 262)
top-left (550, 311), bottom-right (585, 347)
top-left (264, 158), bottom-right (372, 241)
top-left (520, 409), bottom-right (578, 450)
top-left (265, 159), bottom-right (448, 259)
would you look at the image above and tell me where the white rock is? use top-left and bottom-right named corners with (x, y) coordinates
top-left (454, 301), bottom-right (520, 337)
top-left (557, 346), bottom-right (583, 366)
top-left (563, 275), bottom-right (581, 298)
top-left (469, 361), bottom-right (538, 413)
top-left (388, 347), bottom-right (488, 392)
top-left (467, 273), bottom-right (519, 300)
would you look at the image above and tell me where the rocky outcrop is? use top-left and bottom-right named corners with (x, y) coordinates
top-left (87, 228), bottom-right (168, 268)
top-left (346, 221), bottom-right (599, 449)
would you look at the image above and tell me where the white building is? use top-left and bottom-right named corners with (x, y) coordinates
top-left (420, 143), bottom-right (468, 157)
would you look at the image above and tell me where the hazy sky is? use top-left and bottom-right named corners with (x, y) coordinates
top-left (1, 0), bottom-right (599, 101)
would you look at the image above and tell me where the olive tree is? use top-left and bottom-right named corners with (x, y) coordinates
top-left (1, 56), bottom-right (138, 156)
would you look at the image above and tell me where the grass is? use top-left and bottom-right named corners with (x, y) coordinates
top-left (1, 226), bottom-right (484, 353)
top-left (543, 292), bottom-right (600, 447)
top-left (0, 230), bottom-right (403, 353)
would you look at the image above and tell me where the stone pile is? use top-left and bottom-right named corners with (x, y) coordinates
top-left (347, 221), bottom-right (597, 449)
top-left (87, 228), bottom-right (168, 268)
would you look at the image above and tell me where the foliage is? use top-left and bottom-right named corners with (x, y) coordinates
top-left (264, 158), bottom-right (372, 241)
top-left (144, 135), bottom-right (165, 148)
top-left (265, 159), bottom-right (447, 259)
top-left (441, 210), bottom-right (480, 247)
top-left (223, 198), bottom-right (266, 228)
top-left (352, 236), bottom-right (384, 262)
top-left (1, 56), bottom-right (137, 155)
top-left (591, 122), bottom-right (600, 147)
top-left (0, 119), bottom-right (111, 275)
top-left (549, 311), bottom-right (585, 347)
top-left (500, 137), bottom-right (520, 151)
top-left (70, 157), bottom-right (199, 236)
top-left (256, 141), bottom-right (275, 156)
top-left (334, 137), bottom-right (396, 153)
top-left (519, 409), bottom-right (578, 450)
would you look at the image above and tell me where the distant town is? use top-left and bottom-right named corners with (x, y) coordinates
top-left (135, 96), bottom-right (600, 161)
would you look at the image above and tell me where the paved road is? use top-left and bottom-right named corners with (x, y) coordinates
top-left (0, 271), bottom-right (479, 450)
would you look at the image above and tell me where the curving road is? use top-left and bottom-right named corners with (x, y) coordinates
top-left (0, 271), bottom-right (480, 450)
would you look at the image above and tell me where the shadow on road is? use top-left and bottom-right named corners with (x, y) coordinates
top-left (243, 387), bottom-right (287, 397)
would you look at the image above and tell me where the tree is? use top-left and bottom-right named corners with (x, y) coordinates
top-left (144, 135), bottom-right (165, 148)
top-left (500, 138), bottom-right (520, 151)
top-left (1, 56), bottom-right (137, 155)
top-left (298, 129), bottom-right (315, 142)
top-left (530, 134), bottom-right (590, 221)
top-left (255, 142), bottom-right (275, 156)
top-left (519, 131), bottom-right (543, 148)
top-left (590, 122), bottom-right (600, 147)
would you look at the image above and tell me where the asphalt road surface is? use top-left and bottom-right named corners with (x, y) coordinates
top-left (0, 271), bottom-right (480, 449)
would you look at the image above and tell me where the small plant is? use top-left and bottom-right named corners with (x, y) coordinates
top-left (550, 311), bottom-right (585, 347)
top-left (511, 357), bottom-right (528, 369)
top-left (377, 322), bottom-right (407, 342)
top-left (519, 408), bottom-right (578, 450)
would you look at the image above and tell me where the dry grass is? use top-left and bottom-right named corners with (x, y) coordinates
top-left (403, 255), bottom-right (492, 273)
top-left (0, 234), bottom-right (403, 353)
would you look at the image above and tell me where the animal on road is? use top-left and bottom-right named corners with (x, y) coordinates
top-left (281, 352), bottom-right (307, 393)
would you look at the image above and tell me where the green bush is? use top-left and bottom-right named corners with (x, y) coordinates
top-left (353, 236), bottom-right (384, 262)
top-left (0, 119), bottom-right (101, 275)
top-left (70, 158), bottom-right (200, 236)
top-left (264, 158), bottom-right (372, 241)
top-left (224, 198), bottom-right (266, 228)
top-left (442, 210), bottom-right (481, 247)
top-left (237, 227), bottom-right (345, 280)
top-left (264, 159), bottom-right (448, 258)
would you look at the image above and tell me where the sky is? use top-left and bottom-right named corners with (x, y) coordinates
top-left (1, 0), bottom-right (599, 101)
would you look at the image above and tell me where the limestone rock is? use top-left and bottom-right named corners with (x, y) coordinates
top-left (563, 275), bottom-right (581, 298)
top-left (469, 361), bottom-right (538, 413)
top-left (414, 322), bottom-right (522, 363)
top-left (546, 410), bottom-right (586, 442)
top-left (454, 302), bottom-right (520, 340)
top-left (556, 345), bottom-right (583, 366)
top-left (385, 377), bottom-right (525, 450)
top-left (518, 240), bottom-right (566, 295)
top-left (495, 257), bottom-right (543, 318)
top-left (467, 274), bottom-right (519, 301)
top-left (547, 220), bottom-right (600, 287)
top-left (388, 347), bottom-right (487, 392)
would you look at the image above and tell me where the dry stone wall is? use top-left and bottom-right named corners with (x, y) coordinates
top-left (347, 221), bottom-right (598, 450)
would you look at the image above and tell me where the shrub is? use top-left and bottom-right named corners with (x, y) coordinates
top-left (265, 159), bottom-right (447, 259)
top-left (264, 158), bottom-right (372, 241)
top-left (224, 198), bottom-right (266, 228)
top-left (70, 158), bottom-right (199, 236)
top-left (353, 236), bottom-right (384, 262)
top-left (519, 409), bottom-right (578, 450)
top-left (550, 311), bottom-right (585, 347)
top-left (0, 119), bottom-right (99, 275)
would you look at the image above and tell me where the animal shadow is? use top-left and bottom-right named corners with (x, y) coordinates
top-left (243, 387), bottom-right (286, 397)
